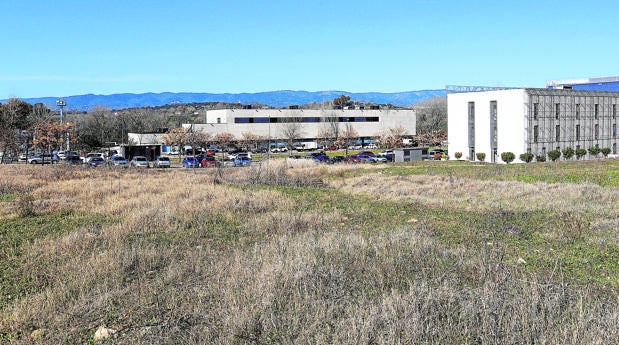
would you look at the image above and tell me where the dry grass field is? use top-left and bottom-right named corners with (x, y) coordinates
top-left (1, 159), bottom-right (618, 344)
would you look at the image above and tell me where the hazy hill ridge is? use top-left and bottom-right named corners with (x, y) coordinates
top-left (8, 89), bottom-right (445, 111)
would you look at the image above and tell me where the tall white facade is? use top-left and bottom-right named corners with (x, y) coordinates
top-left (448, 88), bottom-right (619, 163)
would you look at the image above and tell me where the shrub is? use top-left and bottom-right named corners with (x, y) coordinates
top-left (501, 152), bottom-right (515, 164)
top-left (601, 147), bottom-right (611, 157)
top-left (588, 146), bottom-right (601, 158)
top-left (575, 148), bottom-right (587, 160)
top-left (519, 152), bottom-right (534, 163)
top-left (476, 152), bottom-right (486, 162)
top-left (562, 147), bottom-right (574, 160)
top-left (547, 150), bottom-right (561, 162)
top-left (536, 155), bottom-right (546, 162)
top-left (454, 152), bottom-right (462, 159)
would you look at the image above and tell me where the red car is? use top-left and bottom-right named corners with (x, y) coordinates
top-left (345, 155), bottom-right (362, 163)
top-left (200, 155), bottom-right (219, 167)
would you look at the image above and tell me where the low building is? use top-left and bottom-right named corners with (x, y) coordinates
top-left (448, 87), bottom-right (618, 163)
top-left (184, 107), bottom-right (416, 146)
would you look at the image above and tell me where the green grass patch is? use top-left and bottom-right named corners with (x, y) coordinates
top-left (0, 211), bottom-right (117, 310)
top-left (376, 159), bottom-right (619, 187)
top-left (0, 193), bottom-right (19, 202)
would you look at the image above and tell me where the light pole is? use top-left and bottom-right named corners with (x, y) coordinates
top-left (56, 99), bottom-right (66, 124)
top-left (56, 99), bottom-right (68, 150)
top-left (267, 114), bottom-right (271, 161)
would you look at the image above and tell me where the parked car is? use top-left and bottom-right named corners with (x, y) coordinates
top-left (234, 156), bottom-right (253, 166)
top-left (65, 155), bottom-right (83, 164)
top-left (364, 143), bottom-right (378, 149)
top-left (345, 155), bottom-right (362, 163)
top-left (330, 156), bottom-right (346, 164)
top-left (108, 155), bottom-right (129, 167)
top-left (356, 151), bottom-right (377, 162)
top-left (219, 158), bottom-right (236, 167)
top-left (82, 152), bottom-right (106, 164)
top-left (28, 153), bottom-right (59, 164)
top-left (378, 150), bottom-right (395, 161)
top-left (427, 149), bottom-right (445, 160)
top-left (130, 156), bottom-right (149, 168)
top-left (154, 156), bottom-right (171, 168)
top-left (182, 156), bottom-right (200, 168)
top-left (369, 155), bottom-right (387, 163)
top-left (87, 156), bottom-right (107, 167)
top-left (200, 155), bottom-right (219, 168)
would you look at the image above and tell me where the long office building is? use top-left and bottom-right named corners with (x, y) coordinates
top-left (185, 107), bottom-right (416, 144)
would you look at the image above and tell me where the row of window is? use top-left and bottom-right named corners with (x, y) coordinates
top-left (233, 116), bottom-right (380, 124)
top-left (533, 102), bottom-right (618, 120)
top-left (533, 123), bottom-right (617, 142)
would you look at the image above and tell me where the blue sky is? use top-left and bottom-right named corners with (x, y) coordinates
top-left (2, 0), bottom-right (619, 99)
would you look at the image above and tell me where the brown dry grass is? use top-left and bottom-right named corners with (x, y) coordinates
top-left (0, 163), bottom-right (618, 344)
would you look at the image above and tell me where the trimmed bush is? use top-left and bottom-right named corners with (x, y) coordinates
top-left (519, 152), bottom-right (534, 163)
top-left (536, 155), bottom-right (546, 162)
top-left (501, 152), bottom-right (515, 164)
top-left (476, 152), bottom-right (486, 162)
top-left (588, 146), bottom-right (601, 158)
top-left (455, 152), bottom-right (462, 159)
top-left (601, 147), bottom-right (611, 157)
top-left (547, 150), bottom-right (561, 162)
top-left (562, 147), bottom-right (574, 160)
top-left (575, 148), bottom-right (587, 160)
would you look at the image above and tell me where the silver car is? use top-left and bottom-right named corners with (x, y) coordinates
top-left (130, 156), bottom-right (149, 168)
top-left (154, 156), bottom-right (171, 168)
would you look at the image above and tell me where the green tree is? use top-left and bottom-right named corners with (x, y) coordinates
top-left (519, 152), bottom-right (534, 163)
top-left (501, 152), bottom-right (515, 164)
top-left (547, 150), bottom-right (561, 162)
top-left (588, 146), bottom-right (601, 158)
top-left (332, 95), bottom-right (351, 108)
top-left (562, 147), bottom-right (574, 160)
top-left (601, 147), bottom-right (611, 157)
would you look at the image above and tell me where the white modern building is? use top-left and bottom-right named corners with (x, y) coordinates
top-left (184, 107), bottom-right (416, 145)
top-left (448, 88), bottom-right (619, 163)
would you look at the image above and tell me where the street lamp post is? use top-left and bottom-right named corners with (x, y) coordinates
top-left (267, 114), bottom-right (271, 161)
top-left (56, 99), bottom-right (68, 150)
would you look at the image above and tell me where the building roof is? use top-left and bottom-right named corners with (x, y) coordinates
top-left (546, 76), bottom-right (619, 91)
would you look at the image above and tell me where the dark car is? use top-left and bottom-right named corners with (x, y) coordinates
top-left (330, 156), bottom-right (346, 164)
top-left (182, 156), bottom-right (200, 168)
top-left (87, 156), bottom-right (107, 167)
top-left (65, 155), bottom-right (83, 164)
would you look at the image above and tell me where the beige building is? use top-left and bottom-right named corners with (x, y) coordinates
top-left (184, 108), bottom-right (416, 144)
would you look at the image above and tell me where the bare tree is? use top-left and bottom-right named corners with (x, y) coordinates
top-left (335, 123), bottom-right (359, 157)
top-left (280, 112), bottom-right (304, 154)
top-left (376, 125), bottom-right (409, 148)
top-left (415, 96), bottom-right (447, 133)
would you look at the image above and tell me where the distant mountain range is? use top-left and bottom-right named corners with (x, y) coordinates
top-left (6, 89), bottom-right (445, 111)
